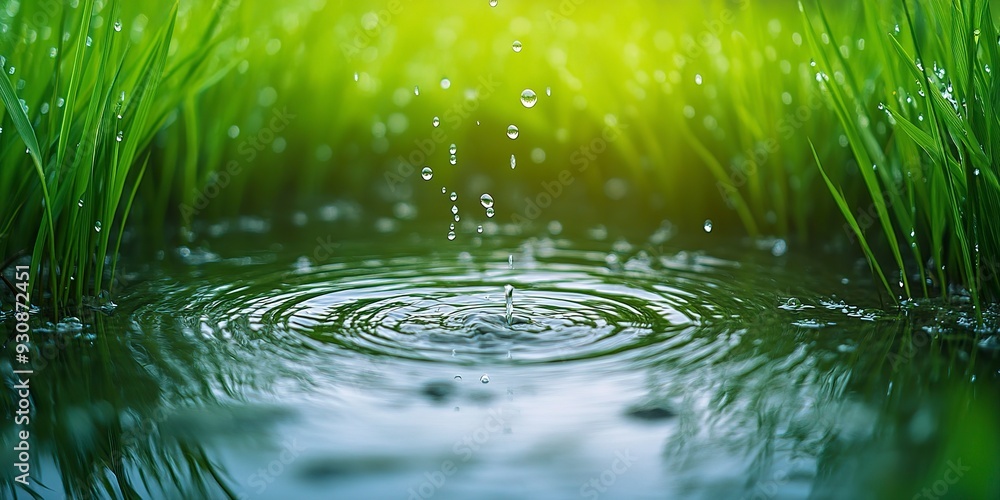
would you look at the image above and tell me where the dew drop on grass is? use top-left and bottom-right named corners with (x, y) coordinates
top-left (451, 205), bottom-right (459, 215)
top-left (95, 221), bottom-right (102, 233)
top-left (7, 66), bottom-right (14, 75)
top-left (440, 78), bottom-right (451, 89)
top-left (486, 207), bottom-right (495, 218)
top-left (56, 97), bottom-right (65, 107)
top-left (49, 47), bottom-right (57, 57)
top-left (512, 40), bottom-right (522, 52)
top-left (86, 36), bottom-right (92, 47)
top-left (695, 74), bottom-right (703, 85)
top-left (520, 88), bottom-right (537, 108)
top-left (450, 191), bottom-right (458, 201)
top-left (441, 187), bottom-right (446, 194)
top-left (114, 20), bottom-right (122, 32)
top-left (510, 154), bottom-right (516, 169)
top-left (78, 199), bottom-right (84, 208)
top-left (449, 154), bottom-right (457, 165)
top-left (480, 193), bottom-right (494, 208)
top-left (480, 374), bottom-right (490, 383)
top-left (703, 219), bottom-right (713, 233)
top-left (448, 231), bottom-right (456, 241)
top-left (477, 225), bottom-right (483, 234)
top-left (546, 86), bottom-right (551, 96)
top-left (414, 86), bottom-right (420, 95)
top-left (432, 116), bottom-right (440, 127)
top-left (353, 71), bottom-right (359, 81)
top-left (421, 167), bottom-right (433, 180)
top-left (506, 124), bottom-right (519, 139)
top-left (449, 143), bottom-right (457, 155)
top-left (116, 131), bottom-right (123, 142)
top-left (450, 223), bottom-right (456, 231)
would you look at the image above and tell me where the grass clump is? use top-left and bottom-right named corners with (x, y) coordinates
top-left (0, 0), bottom-right (241, 312)
top-left (801, 0), bottom-right (1000, 311)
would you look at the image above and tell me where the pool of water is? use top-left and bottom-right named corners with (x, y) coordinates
top-left (3, 213), bottom-right (999, 499)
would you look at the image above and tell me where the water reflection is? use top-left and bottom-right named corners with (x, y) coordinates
top-left (2, 220), bottom-right (998, 498)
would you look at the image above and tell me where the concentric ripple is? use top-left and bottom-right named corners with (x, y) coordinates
top-left (142, 239), bottom-right (784, 364)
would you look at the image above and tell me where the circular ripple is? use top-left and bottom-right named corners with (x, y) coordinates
top-left (140, 242), bottom-right (779, 364)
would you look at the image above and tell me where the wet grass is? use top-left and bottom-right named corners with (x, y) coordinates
top-left (0, 0), bottom-right (997, 314)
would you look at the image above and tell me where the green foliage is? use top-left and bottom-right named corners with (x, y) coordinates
top-left (803, 0), bottom-right (1000, 310)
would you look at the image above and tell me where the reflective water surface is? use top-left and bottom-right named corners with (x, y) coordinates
top-left (3, 215), bottom-right (999, 499)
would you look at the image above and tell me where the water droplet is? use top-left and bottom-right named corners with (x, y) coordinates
top-left (454, 375), bottom-right (462, 380)
top-left (508, 254), bottom-right (513, 269)
top-left (49, 47), bottom-right (57, 57)
top-left (454, 214), bottom-right (460, 222)
top-left (450, 191), bottom-right (458, 201)
top-left (451, 205), bottom-right (459, 215)
top-left (546, 86), bottom-right (551, 96)
top-left (86, 37), bottom-right (92, 47)
top-left (486, 207), bottom-right (495, 218)
top-left (785, 297), bottom-right (802, 308)
top-left (450, 223), bottom-right (456, 231)
top-left (116, 131), bottom-right (123, 142)
top-left (114, 20), bottom-right (122, 32)
top-left (448, 231), bottom-right (456, 241)
top-left (440, 78), bottom-right (451, 89)
top-left (477, 225), bottom-right (483, 234)
top-left (442, 187), bottom-right (447, 194)
top-left (421, 167), bottom-right (433, 180)
top-left (449, 143), bottom-right (457, 155)
top-left (510, 154), bottom-right (516, 169)
top-left (480, 374), bottom-right (490, 384)
top-left (809, 58), bottom-right (816, 67)
top-left (432, 116), bottom-right (440, 127)
top-left (480, 193), bottom-right (495, 208)
top-left (450, 154), bottom-right (457, 165)
top-left (703, 219), bottom-right (713, 233)
top-left (7, 66), bottom-right (14, 75)
top-left (695, 74), bottom-right (703, 85)
top-left (504, 284), bottom-right (514, 326)
top-left (94, 221), bottom-right (102, 232)
top-left (353, 71), bottom-right (359, 81)
top-left (414, 86), bottom-right (420, 95)
top-left (78, 199), bottom-right (84, 208)
top-left (894, 24), bottom-right (900, 34)
top-left (506, 124), bottom-right (519, 139)
top-left (520, 88), bottom-right (537, 108)
top-left (512, 40), bottom-right (522, 52)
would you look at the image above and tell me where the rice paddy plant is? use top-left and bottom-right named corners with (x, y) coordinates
top-left (801, 0), bottom-right (1000, 311)
top-left (0, 0), bottom-right (251, 312)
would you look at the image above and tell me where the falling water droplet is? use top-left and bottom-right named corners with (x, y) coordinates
top-left (504, 284), bottom-right (514, 325)
top-left (450, 191), bottom-right (458, 202)
top-left (114, 20), bottom-right (122, 32)
top-left (477, 225), bottom-right (483, 234)
top-left (448, 231), bottom-right (456, 241)
top-left (480, 193), bottom-right (495, 208)
top-left (520, 89), bottom-right (537, 108)
top-left (486, 207), bottom-right (495, 218)
top-left (432, 116), bottom-right (440, 127)
top-left (510, 154), bottom-right (516, 169)
top-left (512, 40), bottom-right (522, 52)
top-left (481, 374), bottom-right (491, 384)
top-left (506, 124), bottom-right (519, 139)
top-left (421, 167), bottom-right (433, 180)
top-left (703, 219), bottom-right (713, 233)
